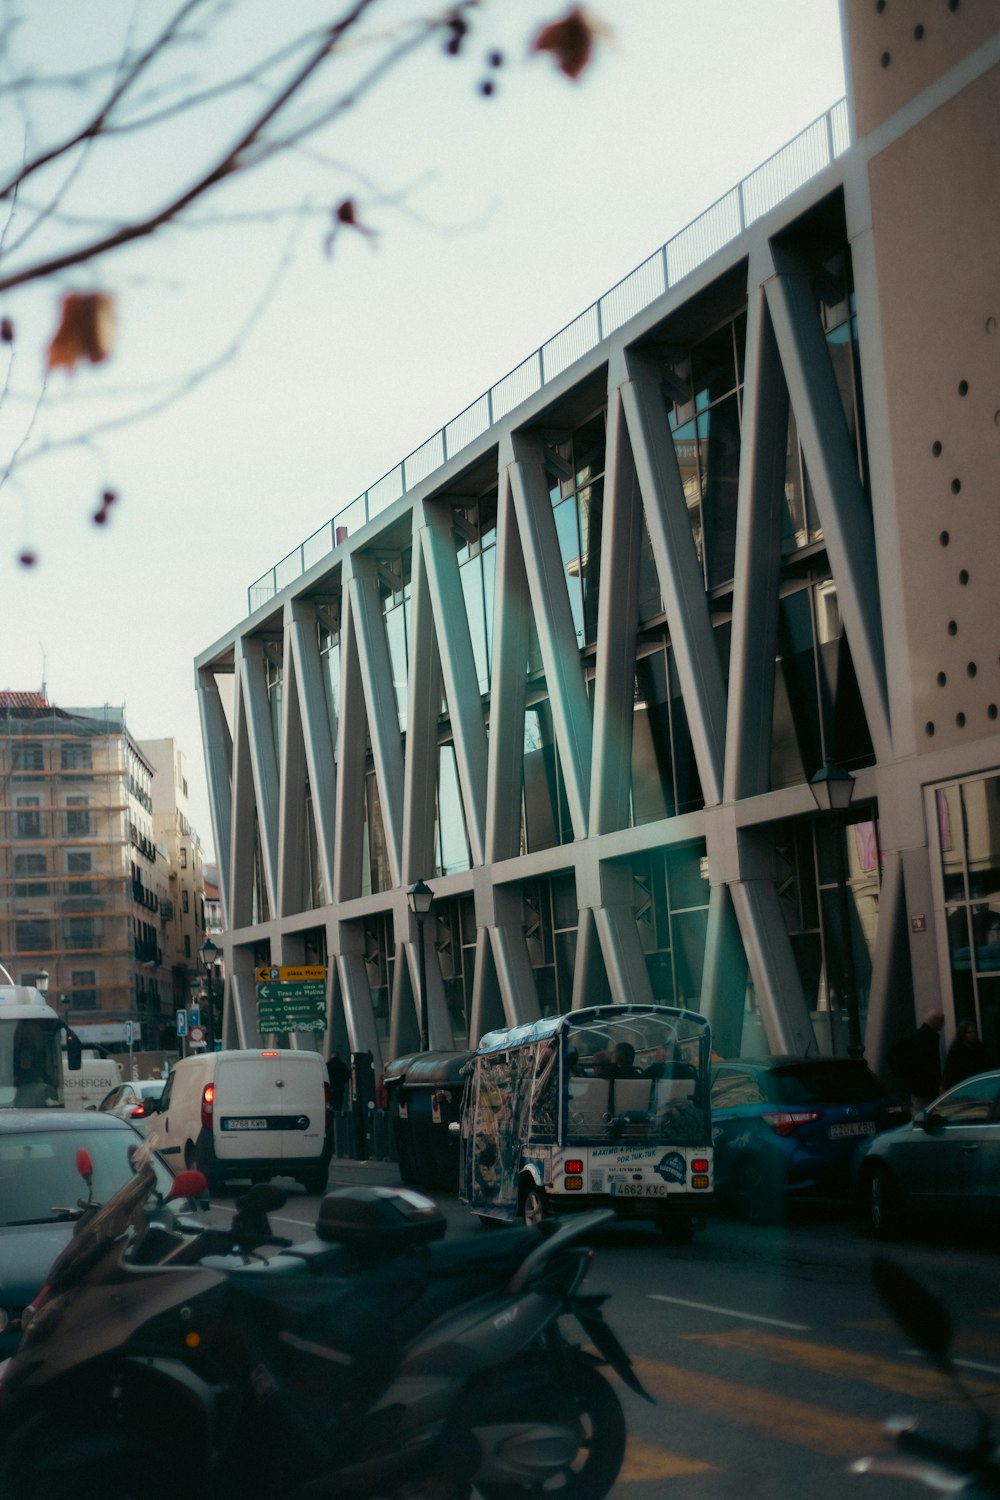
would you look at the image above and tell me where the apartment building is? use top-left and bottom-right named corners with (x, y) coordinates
top-left (139, 738), bottom-right (206, 1016)
top-left (196, 2), bottom-right (1000, 1072)
top-left (0, 693), bottom-right (164, 1046)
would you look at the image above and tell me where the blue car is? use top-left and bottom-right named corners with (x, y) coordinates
top-left (710, 1057), bottom-right (908, 1224)
top-left (0, 1111), bottom-right (174, 1356)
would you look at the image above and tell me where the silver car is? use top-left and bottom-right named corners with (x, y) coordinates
top-left (854, 1069), bottom-right (1000, 1238)
top-left (97, 1079), bottom-right (165, 1133)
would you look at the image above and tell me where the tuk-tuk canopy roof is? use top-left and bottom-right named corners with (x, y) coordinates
top-left (382, 1049), bottom-right (474, 1089)
top-left (475, 1004), bottom-right (709, 1058)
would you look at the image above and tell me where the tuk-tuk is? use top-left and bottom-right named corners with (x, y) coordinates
top-left (460, 1004), bottom-right (713, 1238)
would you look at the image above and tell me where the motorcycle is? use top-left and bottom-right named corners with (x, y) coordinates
top-left (0, 1147), bottom-right (647, 1500)
top-left (851, 1255), bottom-right (1000, 1496)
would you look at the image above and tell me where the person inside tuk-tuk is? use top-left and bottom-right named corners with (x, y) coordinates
top-left (611, 1042), bottom-right (641, 1078)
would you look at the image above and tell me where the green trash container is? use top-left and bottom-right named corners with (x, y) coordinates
top-left (382, 1050), bottom-right (472, 1192)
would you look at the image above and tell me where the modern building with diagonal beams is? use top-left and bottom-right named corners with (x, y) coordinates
top-left (197, 3), bottom-right (1000, 1075)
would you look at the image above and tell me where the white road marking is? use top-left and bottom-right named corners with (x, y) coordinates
top-left (649, 1293), bottom-right (811, 1331)
top-left (905, 1348), bottom-right (1000, 1377)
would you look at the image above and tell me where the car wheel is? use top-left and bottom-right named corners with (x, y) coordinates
top-left (734, 1158), bottom-right (784, 1225)
top-left (868, 1165), bottom-right (905, 1240)
top-left (522, 1183), bottom-right (549, 1227)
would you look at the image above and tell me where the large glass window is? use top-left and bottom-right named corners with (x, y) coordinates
top-left (631, 643), bottom-right (705, 824)
top-left (436, 743), bottom-right (471, 876)
top-left (547, 412), bottom-right (606, 649)
top-left (628, 844), bottom-right (710, 1008)
top-left (14, 852), bottom-right (48, 896)
top-left (937, 774), bottom-right (1000, 1064)
top-left (521, 702), bottom-right (573, 853)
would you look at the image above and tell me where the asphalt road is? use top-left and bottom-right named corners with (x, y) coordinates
top-left (211, 1170), bottom-right (1000, 1500)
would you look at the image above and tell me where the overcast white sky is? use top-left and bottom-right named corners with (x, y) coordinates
top-left (0, 0), bottom-right (846, 859)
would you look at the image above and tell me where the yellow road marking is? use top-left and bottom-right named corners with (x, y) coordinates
top-left (619, 1437), bottom-right (717, 1481)
top-left (631, 1356), bottom-right (886, 1457)
top-left (684, 1327), bottom-right (1000, 1403)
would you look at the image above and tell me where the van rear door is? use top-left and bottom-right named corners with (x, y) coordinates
top-left (214, 1052), bottom-right (324, 1165)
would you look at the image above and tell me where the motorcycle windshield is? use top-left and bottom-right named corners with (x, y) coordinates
top-left (44, 1159), bottom-right (161, 1292)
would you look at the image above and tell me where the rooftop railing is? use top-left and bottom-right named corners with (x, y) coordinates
top-left (248, 98), bottom-right (850, 615)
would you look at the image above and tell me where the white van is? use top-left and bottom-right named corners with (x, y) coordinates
top-left (61, 1054), bottom-right (123, 1112)
top-left (146, 1048), bottom-right (332, 1194)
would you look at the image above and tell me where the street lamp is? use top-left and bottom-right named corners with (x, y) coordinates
top-left (406, 880), bottom-right (435, 1052)
top-left (809, 761), bottom-right (863, 1058)
top-left (199, 938), bottom-right (220, 1051)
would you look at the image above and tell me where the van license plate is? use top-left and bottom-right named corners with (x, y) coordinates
top-left (828, 1121), bottom-right (875, 1138)
top-left (611, 1182), bottom-right (668, 1197)
top-left (222, 1118), bottom-right (268, 1130)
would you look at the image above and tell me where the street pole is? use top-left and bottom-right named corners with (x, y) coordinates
top-left (835, 824), bottom-right (865, 1059)
top-left (416, 912), bottom-right (428, 1053)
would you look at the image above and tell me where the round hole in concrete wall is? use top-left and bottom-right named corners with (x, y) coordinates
top-left (957, 713), bottom-right (966, 728)
top-left (989, 704), bottom-right (998, 721)
top-left (948, 620), bottom-right (958, 636)
top-left (937, 671), bottom-right (947, 686)
top-left (948, 0), bottom-right (960, 11)
top-left (951, 478), bottom-right (961, 494)
top-left (932, 440), bottom-right (943, 455)
top-left (958, 380), bottom-right (969, 396)
top-left (940, 531), bottom-right (950, 546)
top-left (926, 721), bottom-right (935, 736)
top-left (959, 570), bottom-right (969, 586)
top-left (968, 662), bottom-right (977, 677)
top-left (914, 24), bottom-right (925, 38)
top-left (881, 50), bottom-right (891, 66)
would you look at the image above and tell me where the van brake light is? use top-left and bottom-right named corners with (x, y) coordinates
top-left (201, 1082), bottom-right (215, 1132)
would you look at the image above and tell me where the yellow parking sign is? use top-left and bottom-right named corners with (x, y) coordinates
top-left (255, 965), bottom-right (326, 984)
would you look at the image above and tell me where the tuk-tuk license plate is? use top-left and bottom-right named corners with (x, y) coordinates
top-left (828, 1121), bottom-right (876, 1138)
top-left (610, 1182), bottom-right (669, 1197)
top-left (222, 1118), bottom-right (268, 1130)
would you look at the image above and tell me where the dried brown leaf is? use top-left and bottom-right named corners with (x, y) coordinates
top-left (532, 7), bottom-right (598, 80)
top-left (46, 292), bottom-right (117, 372)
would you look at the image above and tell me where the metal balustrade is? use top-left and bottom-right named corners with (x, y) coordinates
top-left (248, 99), bottom-right (850, 615)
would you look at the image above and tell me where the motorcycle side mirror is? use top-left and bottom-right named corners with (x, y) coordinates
top-left (871, 1255), bottom-right (955, 1373)
top-left (75, 1147), bottom-right (94, 1187)
top-left (168, 1169), bottom-right (209, 1204)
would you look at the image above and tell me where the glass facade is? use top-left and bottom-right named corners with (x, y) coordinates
top-left (937, 774), bottom-right (1000, 1063)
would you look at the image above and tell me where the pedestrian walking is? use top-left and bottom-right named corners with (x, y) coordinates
top-left (326, 1049), bottom-right (350, 1110)
top-left (942, 1019), bottom-right (991, 1089)
top-left (887, 1009), bottom-right (944, 1111)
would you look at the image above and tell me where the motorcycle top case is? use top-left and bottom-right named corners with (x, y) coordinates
top-left (316, 1185), bottom-right (446, 1250)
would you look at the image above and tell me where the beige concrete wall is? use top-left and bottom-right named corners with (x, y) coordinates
top-left (866, 64), bottom-right (1000, 751)
top-left (846, 0), bottom-right (997, 138)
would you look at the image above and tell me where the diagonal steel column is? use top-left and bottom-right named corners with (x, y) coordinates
top-left (276, 642), bottom-right (308, 916)
top-left (234, 636), bottom-right (279, 919)
top-left (485, 468), bottom-right (531, 864)
top-left (620, 348), bottom-right (727, 807)
top-left (590, 379), bottom-right (642, 836)
top-left (420, 506), bottom-right (488, 866)
top-left (729, 827), bottom-right (816, 1055)
top-left (344, 556), bottom-right (404, 889)
top-left (333, 586), bottom-right (370, 903)
top-left (765, 250), bottom-right (891, 759)
top-left (724, 275), bottom-right (789, 803)
top-left (196, 666), bottom-right (233, 927)
top-left (286, 600), bottom-right (338, 906)
top-left (401, 530), bottom-right (442, 886)
top-left (508, 431), bottom-right (593, 839)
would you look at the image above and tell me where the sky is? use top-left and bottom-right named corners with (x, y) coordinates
top-left (0, 0), bottom-right (846, 861)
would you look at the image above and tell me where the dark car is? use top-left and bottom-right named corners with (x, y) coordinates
top-left (710, 1056), bottom-right (908, 1223)
top-left (853, 1068), bottom-right (1000, 1239)
top-left (0, 1111), bottom-right (174, 1356)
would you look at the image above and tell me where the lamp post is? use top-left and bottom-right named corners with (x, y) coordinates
top-left (406, 880), bottom-right (435, 1052)
top-left (199, 937), bottom-right (220, 1051)
top-left (809, 761), bottom-right (863, 1058)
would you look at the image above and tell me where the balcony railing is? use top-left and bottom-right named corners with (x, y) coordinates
top-left (247, 99), bottom-right (850, 614)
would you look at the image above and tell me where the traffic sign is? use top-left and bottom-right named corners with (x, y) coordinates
top-left (189, 1005), bottom-right (201, 1029)
top-left (255, 966), bottom-right (326, 984)
top-left (189, 1025), bottom-right (207, 1045)
top-left (125, 1020), bottom-right (133, 1046)
top-left (256, 982), bottom-right (325, 1003)
top-left (176, 1009), bottom-right (188, 1037)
